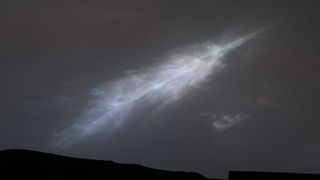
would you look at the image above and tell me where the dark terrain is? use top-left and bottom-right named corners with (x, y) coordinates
top-left (1, 149), bottom-right (319, 179)
top-left (0, 149), bottom-right (210, 179)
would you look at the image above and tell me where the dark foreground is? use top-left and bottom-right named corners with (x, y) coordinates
top-left (1, 149), bottom-right (319, 179)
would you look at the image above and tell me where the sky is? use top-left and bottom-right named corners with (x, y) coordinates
top-left (1, 0), bottom-right (320, 179)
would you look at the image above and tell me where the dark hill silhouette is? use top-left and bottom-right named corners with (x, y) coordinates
top-left (0, 149), bottom-right (211, 179)
top-left (1, 149), bottom-right (320, 179)
top-left (228, 170), bottom-right (320, 180)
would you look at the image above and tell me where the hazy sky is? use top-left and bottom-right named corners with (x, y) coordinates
top-left (1, 0), bottom-right (320, 179)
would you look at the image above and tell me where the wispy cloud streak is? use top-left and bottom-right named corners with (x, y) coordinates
top-left (53, 32), bottom-right (259, 147)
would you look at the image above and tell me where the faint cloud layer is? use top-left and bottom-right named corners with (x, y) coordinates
top-left (212, 113), bottom-right (249, 131)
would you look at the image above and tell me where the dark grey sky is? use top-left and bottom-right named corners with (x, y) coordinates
top-left (1, 0), bottom-right (320, 179)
